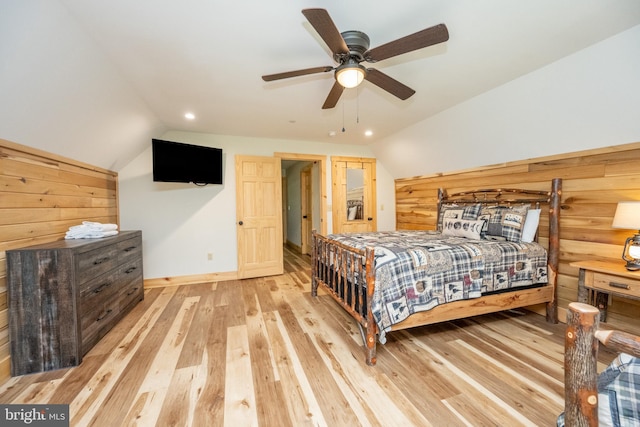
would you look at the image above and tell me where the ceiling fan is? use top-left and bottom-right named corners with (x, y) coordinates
top-left (262, 8), bottom-right (449, 109)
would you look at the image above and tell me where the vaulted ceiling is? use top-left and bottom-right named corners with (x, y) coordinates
top-left (58, 0), bottom-right (640, 146)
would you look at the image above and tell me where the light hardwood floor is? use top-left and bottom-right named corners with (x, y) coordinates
top-left (0, 247), bottom-right (614, 426)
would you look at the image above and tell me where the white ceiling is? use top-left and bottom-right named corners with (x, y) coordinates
top-left (59, 0), bottom-right (640, 145)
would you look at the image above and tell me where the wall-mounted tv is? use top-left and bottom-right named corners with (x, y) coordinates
top-left (152, 139), bottom-right (223, 185)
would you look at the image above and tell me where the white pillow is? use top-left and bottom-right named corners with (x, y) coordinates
top-left (521, 209), bottom-right (541, 243)
top-left (347, 206), bottom-right (357, 220)
top-left (441, 218), bottom-right (484, 240)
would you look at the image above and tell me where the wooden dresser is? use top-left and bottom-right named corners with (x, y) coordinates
top-left (7, 230), bottom-right (144, 376)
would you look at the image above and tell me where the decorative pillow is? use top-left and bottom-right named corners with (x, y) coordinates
top-left (441, 218), bottom-right (484, 240)
top-left (479, 204), bottom-right (529, 242)
top-left (437, 203), bottom-right (482, 231)
top-left (521, 209), bottom-right (541, 243)
top-left (347, 206), bottom-right (358, 220)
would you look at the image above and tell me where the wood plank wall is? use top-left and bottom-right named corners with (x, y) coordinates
top-left (395, 141), bottom-right (640, 336)
top-left (0, 138), bottom-right (119, 381)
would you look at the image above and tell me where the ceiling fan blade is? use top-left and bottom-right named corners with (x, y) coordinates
top-left (322, 81), bottom-right (344, 109)
top-left (262, 66), bottom-right (333, 82)
top-left (365, 68), bottom-right (415, 100)
top-left (302, 8), bottom-right (349, 56)
top-left (365, 24), bottom-right (449, 62)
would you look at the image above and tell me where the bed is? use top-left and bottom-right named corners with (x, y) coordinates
top-left (562, 302), bottom-right (640, 426)
top-left (311, 178), bottom-right (562, 365)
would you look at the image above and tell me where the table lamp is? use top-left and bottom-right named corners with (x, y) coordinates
top-left (612, 201), bottom-right (640, 271)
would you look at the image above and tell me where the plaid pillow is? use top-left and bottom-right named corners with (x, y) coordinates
top-left (437, 203), bottom-right (482, 231)
top-left (478, 204), bottom-right (529, 242)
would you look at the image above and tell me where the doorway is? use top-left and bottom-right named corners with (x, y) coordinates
top-left (276, 153), bottom-right (327, 256)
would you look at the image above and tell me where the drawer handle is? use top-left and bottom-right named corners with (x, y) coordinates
top-left (123, 246), bottom-right (137, 252)
top-left (125, 266), bottom-right (137, 274)
top-left (126, 287), bottom-right (139, 296)
top-left (609, 282), bottom-right (630, 290)
top-left (96, 309), bottom-right (113, 321)
top-left (93, 257), bottom-right (110, 265)
top-left (93, 282), bottom-right (112, 293)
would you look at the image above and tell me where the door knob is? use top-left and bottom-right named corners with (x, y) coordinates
top-left (238, 221), bottom-right (243, 225)
top-left (367, 217), bottom-right (373, 221)
top-left (303, 215), bottom-right (308, 219)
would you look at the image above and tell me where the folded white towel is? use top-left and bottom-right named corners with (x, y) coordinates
top-left (65, 230), bottom-right (119, 239)
top-left (65, 222), bottom-right (119, 239)
top-left (81, 221), bottom-right (119, 232)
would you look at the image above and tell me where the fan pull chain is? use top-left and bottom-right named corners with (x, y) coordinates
top-left (357, 87), bottom-right (360, 124)
top-left (342, 101), bottom-right (345, 132)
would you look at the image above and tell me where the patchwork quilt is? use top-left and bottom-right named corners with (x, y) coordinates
top-left (557, 353), bottom-right (640, 427)
top-left (326, 230), bottom-right (548, 343)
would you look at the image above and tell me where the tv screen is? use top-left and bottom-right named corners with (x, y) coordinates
top-left (152, 139), bottom-right (223, 185)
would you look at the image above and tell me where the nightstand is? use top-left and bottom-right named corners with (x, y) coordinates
top-left (571, 260), bottom-right (640, 322)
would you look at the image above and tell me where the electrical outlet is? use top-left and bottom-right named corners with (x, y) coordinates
top-left (207, 252), bottom-right (213, 261)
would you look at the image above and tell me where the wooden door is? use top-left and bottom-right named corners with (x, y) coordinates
top-left (235, 155), bottom-right (283, 279)
top-left (331, 156), bottom-right (377, 234)
top-left (300, 165), bottom-right (313, 255)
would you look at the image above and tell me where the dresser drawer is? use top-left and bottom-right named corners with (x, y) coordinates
top-left (120, 258), bottom-right (143, 282)
top-left (117, 236), bottom-right (142, 264)
top-left (78, 269), bottom-right (119, 308)
top-left (119, 283), bottom-right (144, 315)
top-left (590, 272), bottom-right (640, 299)
top-left (76, 245), bottom-right (119, 284)
top-left (80, 291), bottom-right (120, 353)
top-left (118, 260), bottom-right (144, 305)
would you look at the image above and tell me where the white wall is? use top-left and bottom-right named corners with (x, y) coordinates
top-left (373, 25), bottom-right (640, 178)
top-left (0, 0), bottom-right (164, 171)
top-left (118, 131), bottom-right (396, 279)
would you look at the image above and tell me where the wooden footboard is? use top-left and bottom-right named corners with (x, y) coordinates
top-left (389, 285), bottom-right (555, 331)
top-left (564, 302), bottom-right (640, 426)
top-left (311, 230), bottom-right (378, 365)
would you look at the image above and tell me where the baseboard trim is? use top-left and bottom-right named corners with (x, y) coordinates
top-left (144, 271), bottom-right (238, 289)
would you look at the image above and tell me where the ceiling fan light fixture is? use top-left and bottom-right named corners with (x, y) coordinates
top-left (335, 60), bottom-right (366, 89)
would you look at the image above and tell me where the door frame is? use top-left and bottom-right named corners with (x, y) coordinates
top-left (331, 156), bottom-right (377, 234)
top-left (300, 164), bottom-right (313, 255)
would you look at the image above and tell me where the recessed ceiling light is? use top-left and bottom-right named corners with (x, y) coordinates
top-left (364, 130), bottom-right (373, 137)
top-left (184, 112), bottom-right (195, 120)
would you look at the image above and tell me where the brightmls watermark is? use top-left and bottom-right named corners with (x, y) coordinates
top-left (0, 404), bottom-right (69, 426)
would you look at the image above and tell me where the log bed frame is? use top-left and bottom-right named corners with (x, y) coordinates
top-left (565, 302), bottom-right (640, 426)
top-left (311, 177), bottom-right (562, 366)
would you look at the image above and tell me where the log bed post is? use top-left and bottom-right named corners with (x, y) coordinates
top-left (364, 247), bottom-right (377, 366)
top-left (565, 302), bottom-right (600, 426)
top-left (547, 177), bottom-right (561, 323)
top-left (311, 230), bottom-right (318, 297)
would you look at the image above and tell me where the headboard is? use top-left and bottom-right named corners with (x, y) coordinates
top-left (436, 178), bottom-right (562, 323)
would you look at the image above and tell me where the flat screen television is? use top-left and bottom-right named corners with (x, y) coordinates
top-left (152, 139), bottom-right (223, 185)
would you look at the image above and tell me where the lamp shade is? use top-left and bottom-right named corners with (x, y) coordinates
top-left (335, 61), bottom-right (366, 89)
top-left (612, 201), bottom-right (640, 230)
